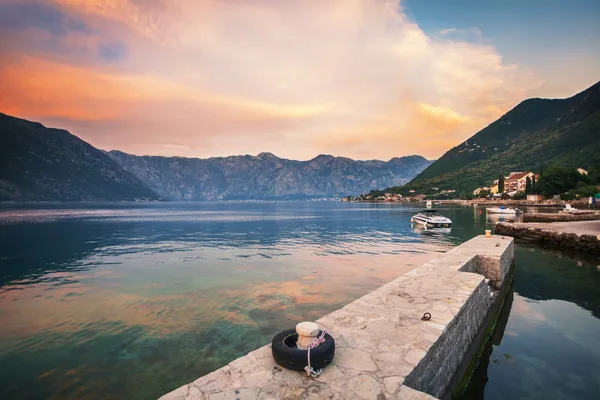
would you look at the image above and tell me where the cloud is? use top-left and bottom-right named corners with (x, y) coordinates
top-left (0, 1), bottom-right (90, 35)
top-left (98, 41), bottom-right (127, 62)
top-left (0, 0), bottom-right (545, 160)
top-left (439, 27), bottom-right (482, 38)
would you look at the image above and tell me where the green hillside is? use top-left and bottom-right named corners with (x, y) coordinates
top-left (0, 113), bottom-right (159, 201)
top-left (399, 81), bottom-right (600, 193)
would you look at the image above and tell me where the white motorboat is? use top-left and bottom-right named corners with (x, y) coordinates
top-left (411, 209), bottom-right (452, 228)
top-left (486, 206), bottom-right (520, 215)
top-left (560, 204), bottom-right (584, 214)
top-left (413, 226), bottom-right (452, 234)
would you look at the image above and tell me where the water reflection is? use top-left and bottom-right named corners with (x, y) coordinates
top-left (0, 202), bottom-right (450, 400)
top-left (459, 289), bottom-right (514, 400)
top-left (1, 203), bottom-right (598, 400)
top-left (486, 214), bottom-right (517, 224)
top-left (464, 244), bottom-right (600, 399)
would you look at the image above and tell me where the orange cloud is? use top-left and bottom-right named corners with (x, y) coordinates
top-left (0, 56), bottom-right (125, 121)
top-left (416, 103), bottom-right (468, 129)
top-left (4, 0), bottom-right (590, 160)
top-left (0, 55), bottom-right (327, 123)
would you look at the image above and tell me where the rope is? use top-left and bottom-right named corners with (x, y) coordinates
top-left (303, 330), bottom-right (327, 378)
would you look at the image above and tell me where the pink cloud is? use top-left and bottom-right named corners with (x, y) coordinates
top-left (2, 0), bottom-right (595, 160)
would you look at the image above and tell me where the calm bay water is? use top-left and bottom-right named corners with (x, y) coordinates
top-left (0, 202), bottom-right (598, 399)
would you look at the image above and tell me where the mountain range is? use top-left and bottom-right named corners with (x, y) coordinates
top-left (0, 112), bottom-right (432, 201)
top-left (0, 113), bottom-right (158, 202)
top-left (402, 80), bottom-right (600, 193)
top-left (6, 80), bottom-right (597, 202)
top-left (107, 151), bottom-right (431, 201)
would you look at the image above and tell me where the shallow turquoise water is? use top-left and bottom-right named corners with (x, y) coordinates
top-left (0, 202), bottom-right (598, 399)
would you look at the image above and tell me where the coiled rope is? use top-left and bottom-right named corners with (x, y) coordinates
top-left (303, 330), bottom-right (327, 377)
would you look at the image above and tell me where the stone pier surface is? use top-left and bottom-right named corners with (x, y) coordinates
top-left (523, 212), bottom-right (600, 223)
top-left (496, 221), bottom-right (600, 253)
top-left (159, 236), bottom-right (514, 400)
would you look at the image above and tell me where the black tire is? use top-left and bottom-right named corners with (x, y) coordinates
top-left (271, 329), bottom-right (335, 371)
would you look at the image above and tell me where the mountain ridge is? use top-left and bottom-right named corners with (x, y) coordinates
top-left (0, 112), bottom-right (159, 202)
top-left (401, 80), bottom-right (600, 193)
top-left (0, 111), bottom-right (431, 201)
top-left (107, 150), bottom-right (432, 200)
top-left (105, 149), bottom-right (426, 165)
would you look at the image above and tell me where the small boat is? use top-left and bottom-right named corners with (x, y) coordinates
top-left (413, 226), bottom-right (452, 234)
top-left (486, 206), bottom-right (520, 215)
top-left (560, 204), bottom-right (584, 214)
top-left (411, 209), bottom-right (452, 228)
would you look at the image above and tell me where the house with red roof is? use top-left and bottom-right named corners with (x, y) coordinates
top-left (505, 172), bottom-right (534, 193)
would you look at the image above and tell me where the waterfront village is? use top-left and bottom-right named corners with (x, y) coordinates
top-left (342, 167), bottom-right (600, 206)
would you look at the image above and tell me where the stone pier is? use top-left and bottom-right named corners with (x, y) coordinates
top-left (159, 235), bottom-right (514, 400)
top-left (496, 221), bottom-right (600, 254)
top-left (523, 212), bottom-right (600, 223)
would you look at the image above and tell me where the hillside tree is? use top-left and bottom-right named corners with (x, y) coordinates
top-left (498, 174), bottom-right (505, 193)
top-left (537, 167), bottom-right (581, 197)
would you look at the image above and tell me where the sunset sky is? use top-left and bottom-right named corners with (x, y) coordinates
top-left (1, 0), bottom-right (599, 160)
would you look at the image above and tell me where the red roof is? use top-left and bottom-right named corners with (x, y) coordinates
top-left (506, 172), bottom-right (531, 180)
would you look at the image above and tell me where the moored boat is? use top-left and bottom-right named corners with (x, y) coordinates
top-left (411, 209), bottom-right (452, 228)
top-left (486, 206), bottom-right (520, 215)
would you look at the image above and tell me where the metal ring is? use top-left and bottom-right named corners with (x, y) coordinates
top-left (421, 312), bottom-right (431, 321)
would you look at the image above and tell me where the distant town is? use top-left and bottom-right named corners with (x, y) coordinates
top-left (343, 166), bottom-right (600, 206)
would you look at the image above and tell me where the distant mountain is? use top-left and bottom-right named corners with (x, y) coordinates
top-left (0, 113), bottom-right (159, 201)
top-left (403, 80), bottom-right (600, 193)
top-left (0, 112), bottom-right (431, 202)
top-left (108, 151), bottom-right (432, 200)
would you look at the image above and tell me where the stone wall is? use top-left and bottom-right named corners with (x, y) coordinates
top-left (402, 239), bottom-right (514, 399)
top-left (159, 236), bottom-right (514, 400)
top-left (523, 213), bottom-right (600, 223)
top-left (496, 223), bottom-right (600, 253)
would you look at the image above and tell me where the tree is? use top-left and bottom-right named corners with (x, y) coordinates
top-left (532, 175), bottom-right (537, 192)
top-left (478, 189), bottom-right (489, 198)
top-left (576, 185), bottom-right (599, 198)
top-left (560, 192), bottom-right (576, 201)
top-left (525, 176), bottom-right (532, 193)
top-left (513, 191), bottom-right (527, 200)
top-left (498, 174), bottom-right (505, 194)
top-left (537, 167), bottom-right (581, 197)
top-left (588, 164), bottom-right (600, 185)
top-left (539, 163), bottom-right (547, 177)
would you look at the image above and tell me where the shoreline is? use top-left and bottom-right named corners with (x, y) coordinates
top-left (496, 221), bottom-right (600, 254)
top-left (343, 199), bottom-right (599, 210)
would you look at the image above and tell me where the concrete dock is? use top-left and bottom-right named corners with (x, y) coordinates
top-left (159, 236), bottom-right (514, 400)
top-left (512, 220), bottom-right (600, 235)
top-left (496, 221), bottom-right (600, 253)
top-left (523, 212), bottom-right (600, 223)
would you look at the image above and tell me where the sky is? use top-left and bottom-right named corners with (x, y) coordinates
top-left (0, 0), bottom-right (598, 161)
